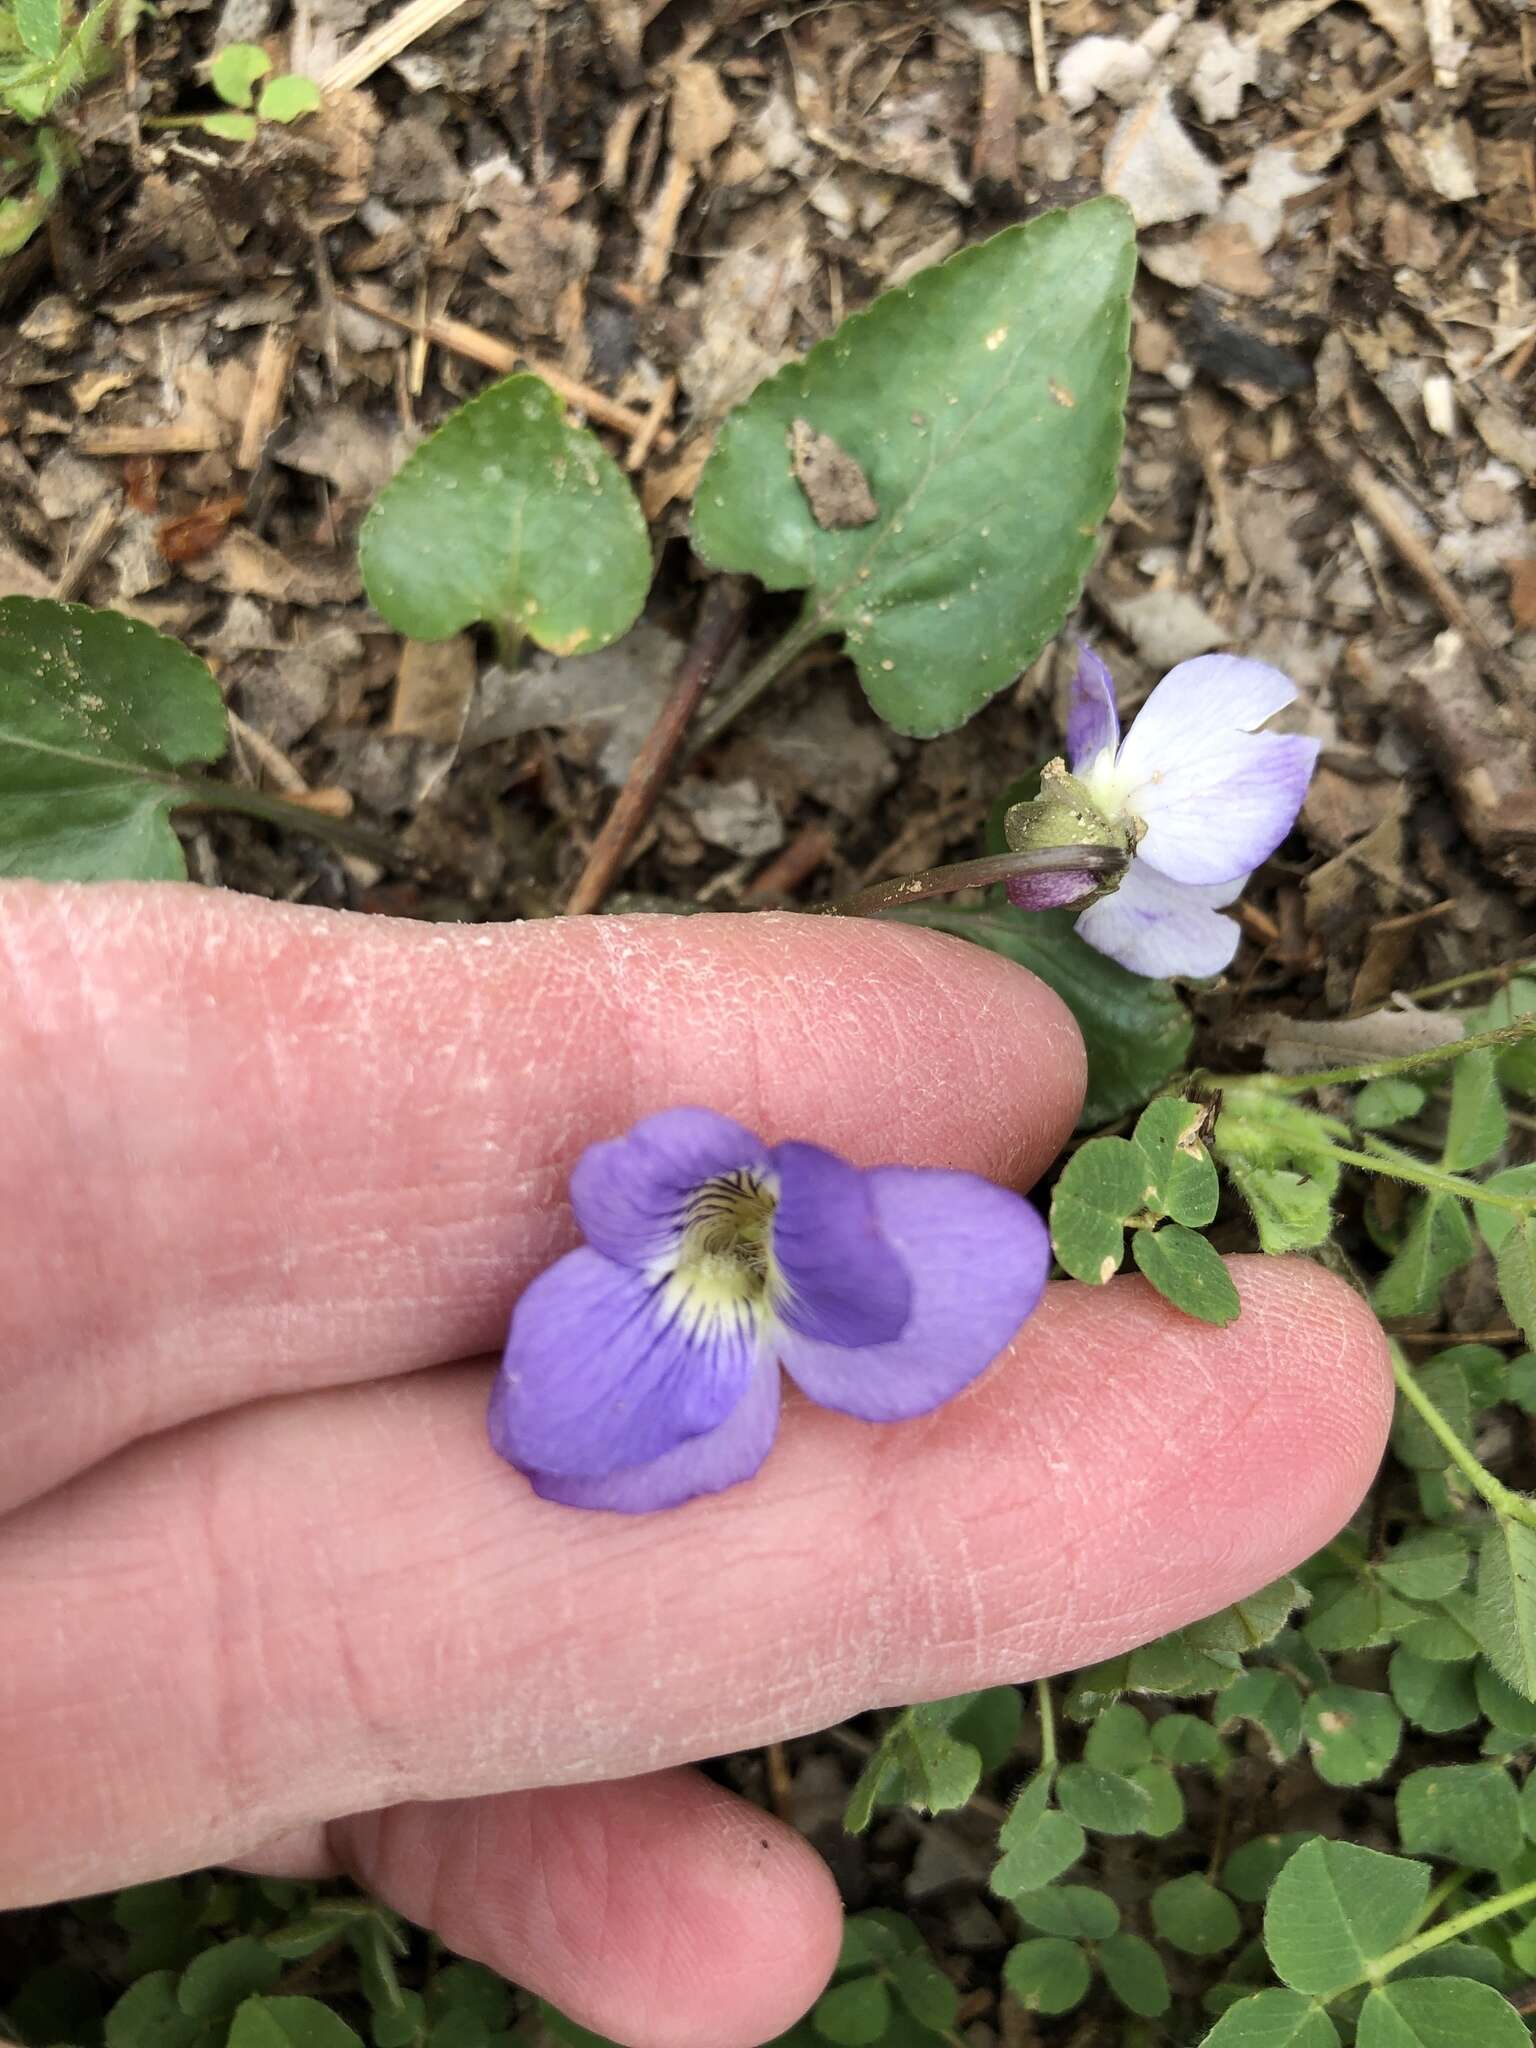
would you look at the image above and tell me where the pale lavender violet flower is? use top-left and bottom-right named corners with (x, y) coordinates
top-left (488, 1107), bottom-right (1049, 1513)
top-left (1008, 646), bottom-right (1320, 980)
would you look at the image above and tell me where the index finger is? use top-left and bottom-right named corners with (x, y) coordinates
top-left (0, 882), bottom-right (1084, 1511)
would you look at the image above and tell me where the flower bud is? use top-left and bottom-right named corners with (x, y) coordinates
top-left (1002, 758), bottom-right (1135, 911)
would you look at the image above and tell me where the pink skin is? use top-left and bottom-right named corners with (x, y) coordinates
top-left (0, 885), bottom-right (1394, 2048)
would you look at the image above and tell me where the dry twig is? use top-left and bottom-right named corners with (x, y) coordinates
top-left (565, 578), bottom-right (752, 916)
top-left (339, 290), bottom-right (672, 449)
top-left (321, 0), bottom-right (475, 93)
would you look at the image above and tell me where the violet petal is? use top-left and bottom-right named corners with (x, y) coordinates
top-left (777, 1167), bottom-right (1048, 1421)
top-left (1128, 731), bottom-right (1319, 886)
top-left (1066, 642), bottom-right (1121, 772)
top-left (489, 1246), bottom-right (759, 1477)
top-left (1110, 654), bottom-right (1319, 886)
top-left (527, 1353), bottom-right (782, 1513)
top-left (1074, 860), bottom-right (1244, 980)
top-left (770, 1141), bottom-right (912, 1347)
top-left (570, 1106), bottom-right (769, 1269)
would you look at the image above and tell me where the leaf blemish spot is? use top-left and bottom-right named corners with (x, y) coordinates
top-left (1098, 1255), bottom-right (1118, 1283)
top-left (984, 326), bottom-right (1008, 351)
top-left (1049, 382), bottom-right (1076, 407)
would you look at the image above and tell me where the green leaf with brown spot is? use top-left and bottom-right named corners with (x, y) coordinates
top-left (691, 200), bottom-right (1135, 736)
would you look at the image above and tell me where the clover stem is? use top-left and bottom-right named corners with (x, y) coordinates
top-left (1325, 1139), bottom-right (1536, 1218)
top-left (1388, 1344), bottom-right (1534, 1527)
top-left (176, 773), bottom-right (401, 865)
top-left (1389, 956), bottom-right (1536, 1005)
top-left (1034, 1678), bottom-right (1058, 1774)
top-left (1411, 1867), bottom-right (1473, 1934)
top-left (687, 602), bottom-right (827, 756)
top-left (1223, 1017), bottom-right (1536, 1094)
top-left (1361, 1874), bottom-right (1536, 1986)
top-left (826, 845), bottom-right (1127, 920)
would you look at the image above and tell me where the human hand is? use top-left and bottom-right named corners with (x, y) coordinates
top-left (0, 883), bottom-right (1390, 2048)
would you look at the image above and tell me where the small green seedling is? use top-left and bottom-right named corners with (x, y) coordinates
top-left (191, 41), bottom-right (321, 142)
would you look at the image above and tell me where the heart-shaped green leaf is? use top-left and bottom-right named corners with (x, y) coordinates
top-left (1200, 1991), bottom-right (1340, 2048)
top-left (1263, 1839), bottom-right (1428, 1996)
top-left (992, 1773), bottom-right (1087, 1896)
top-left (1354, 1077), bottom-right (1427, 1130)
top-left (360, 374), bottom-right (652, 653)
top-left (1133, 1096), bottom-right (1219, 1225)
top-left (0, 597), bottom-right (228, 880)
top-left (1050, 1136), bottom-right (1143, 1284)
top-left (1396, 1762), bottom-right (1522, 1868)
top-left (1132, 1223), bottom-right (1240, 1326)
top-left (692, 199), bottom-right (1135, 735)
top-left (1099, 1932), bottom-right (1170, 2019)
top-left (201, 110), bottom-right (258, 141)
top-left (257, 73), bottom-right (321, 123)
top-left (1374, 1194), bottom-right (1476, 1320)
top-left (227, 1997), bottom-right (366, 2048)
top-left (1009, 1886), bottom-right (1118, 1939)
top-left (1388, 1649), bottom-right (1478, 1734)
top-left (1150, 1875), bottom-right (1240, 1956)
top-left (1002, 1938), bottom-right (1091, 2017)
top-left (210, 42), bottom-right (270, 108)
top-left (1302, 1683), bottom-right (1403, 1787)
top-left (1357, 1978), bottom-right (1530, 2048)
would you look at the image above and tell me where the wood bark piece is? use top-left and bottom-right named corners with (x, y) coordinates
top-left (236, 327), bottom-right (299, 473)
top-left (1326, 442), bottom-right (1528, 701)
top-left (1397, 633), bottom-right (1536, 886)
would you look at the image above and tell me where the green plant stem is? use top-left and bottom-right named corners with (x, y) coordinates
top-left (1413, 1867), bottom-right (1473, 1933)
top-left (1362, 1875), bottom-right (1536, 1985)
top-left (826, 844), bottom-right (1125, 918)
top-left (1388, 956), bottom-right (1536, 1006)
top-left (1034, 1678), bottom-right (1057, 1774)
top-left (1225, 1017), bottom-right (1536, 1094)
top-left (177, 773), bottom-right (400, 864)
top-left (687, 604), bottom-right (825, 755)
top-left (1389, 1344), bottom-right (1534, 1527)
top-left (1326, 1139), bottom-right (1536, 1217)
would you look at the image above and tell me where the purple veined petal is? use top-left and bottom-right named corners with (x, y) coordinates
top-left (1005, 867), bottom-right (1104, 912)
top-left (1110, 654), bottom-right (1318, 885)
top-left (777, 1167), bottom-right (1049, 1422)
top-left (769, 1141), bottom-right (912, 1347)
top-left (570, 1106), bottom-right (769, 1269)
top-left (1065, 642), bottom-right (1121, 773)
top-left (488, 1246), bottom-right (760, 1478)
top-left (1123, 729), bottom-right (1320, 886)
top-left (1074, 858), bottom-right (1245, 980)
top-left (528, 1353), bottom-right (783, 1513)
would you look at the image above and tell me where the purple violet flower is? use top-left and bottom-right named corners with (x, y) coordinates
top-left (1008, 646), bottom-right (1320, 980)
top-left (488, 1107), bottom-right (1050, 1513)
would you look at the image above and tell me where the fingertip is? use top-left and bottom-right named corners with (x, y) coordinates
top-left (1218, 1252), bottom-right (1395, 1537)
top-left (338, 1772), bottom-right (843, 2048)
top-left (592, 909), bottom-right (1087, 1189)
top-left (826, 1251), bottom-right (1396, 1692)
